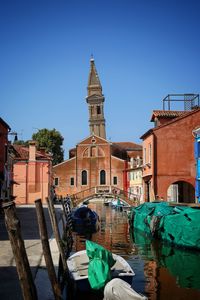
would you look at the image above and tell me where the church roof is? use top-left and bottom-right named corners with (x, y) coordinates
top-left (112, 142), bottom-right (142, 151)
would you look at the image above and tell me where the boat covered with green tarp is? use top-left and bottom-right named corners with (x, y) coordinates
top-left (129, 202), bottom-right (200, 250)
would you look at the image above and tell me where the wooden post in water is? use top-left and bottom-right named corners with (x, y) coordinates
top-left (46, 197), bottom-right (68, 272)
top-left (2, 201), bottom-right (38, 300)
top-left (35, 199), bottom-right (62, 300)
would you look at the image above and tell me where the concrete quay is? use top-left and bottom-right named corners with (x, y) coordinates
top-left (0, 204), bottom-right (63, 300)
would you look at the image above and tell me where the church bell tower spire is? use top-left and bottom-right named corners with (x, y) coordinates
top-left (86, 57), bottom-right (106, 139)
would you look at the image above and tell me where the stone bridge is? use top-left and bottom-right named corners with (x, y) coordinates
top-left (70, 186), bottom-right (139, 207)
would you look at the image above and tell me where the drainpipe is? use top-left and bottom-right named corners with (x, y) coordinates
top-left (76, 145), bottom-right (78, 189)
top-left (26, 162), bottom-right (28, 204)
top-left (110, 144), bottom-right (112, 187)
top-left (152, 132), bottom-right (156, 200)
top-left (192, 127), bottom-right (200, 203)
top-left (123, 161), bottom-right (128, 197)
top-left (41, 163), bottom-right (43, 202)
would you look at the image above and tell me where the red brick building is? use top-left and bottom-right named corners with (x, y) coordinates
top-left (53, 59), bottom-right (142, 198)
top-left (53, 135), bottom-right (141, 198)
top-left (141, 106), bottom-right (200, 203)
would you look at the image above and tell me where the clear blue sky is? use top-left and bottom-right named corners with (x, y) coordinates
top-left (1, 0), bottom-right (200, 159)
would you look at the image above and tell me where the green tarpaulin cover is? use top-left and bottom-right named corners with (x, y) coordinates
top-left (86, 240), bottom-right (116, 290)
top-left (130, 202), bottom-right (200, 250)
top-left (131, 202), bottom-right (173, 236)
top-left (160, 207), bottom-right (200, 249)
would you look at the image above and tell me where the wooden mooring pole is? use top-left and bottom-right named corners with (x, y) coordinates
top-left (46, 197), bottom-right (68, 273)
top-left (2, 201), bottom-right (38, 300)
top-left (35, 199), bottom-right (62, 300)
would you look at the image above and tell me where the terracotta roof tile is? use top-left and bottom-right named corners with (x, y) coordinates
top-left (151, 110), bottom-right (187, 121)
top-left (127, 150), bottom-right (142, 158)
top-left (112, 142), bottom-right (142, 150)
top-left (13, 145), bottom-right (51, 160)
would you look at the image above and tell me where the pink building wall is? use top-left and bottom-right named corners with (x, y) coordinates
top-left (13, 142), bottom-right (52, 204)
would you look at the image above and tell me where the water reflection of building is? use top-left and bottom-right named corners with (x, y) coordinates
top-left (134, 230), bottom-right (200, 300)
top-left (144, 260), bottom-right (158, 300)
top-left (72, 202), bottom-right (132, 255)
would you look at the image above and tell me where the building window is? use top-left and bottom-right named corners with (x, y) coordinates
top-left (70, 177), bottom-right (74, 186)
top-left (54, 177), bottom-right (59, 186)
top-left (149, 143), bottom-right (152, 164)
top-left (144, 148), bottom-right (146, 165)
top-left (100, 170), bottom-right (106, 185)
top-left (81, 170), bottom-right (87, 185)
top-left (97, 105), bottom-right (101, 114)
top-left (113, 176), bottom-right (117, 185)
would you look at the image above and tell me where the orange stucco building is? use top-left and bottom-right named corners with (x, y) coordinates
top-left (141, 106), bottom-right (200, 203)
top-left (53, 58), bottom-right (142, 199)
top-left (12, 141), bottom-right (52, 204)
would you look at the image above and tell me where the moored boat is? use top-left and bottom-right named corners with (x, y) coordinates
top-left (71, 205), bottom-right (99, 228)
top-left (67, 241), bottom-right (135, 293)
top-left (104, 278), bottom-right (148, 300)
top-left (129, 201), bottom-right (200, 250)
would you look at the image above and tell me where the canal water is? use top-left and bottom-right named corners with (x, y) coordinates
top-left (71, 201), bottom-right (200, 300)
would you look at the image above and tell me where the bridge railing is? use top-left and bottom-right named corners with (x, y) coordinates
top-left (71, 185), bottom-right (140, 207)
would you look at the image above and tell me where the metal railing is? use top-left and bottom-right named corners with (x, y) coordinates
top-left (71, 185), bottom-right (140, 207)
top-left (162, 94), bottom-right (199, 111)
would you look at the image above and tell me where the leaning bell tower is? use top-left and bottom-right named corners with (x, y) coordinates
top-left (86, 58), bottom-right (106, 139)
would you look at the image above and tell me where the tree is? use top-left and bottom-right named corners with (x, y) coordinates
top-left (13, 140), bottom-right (29, 146)
top-left (32, 128), bottom-right (64, 165)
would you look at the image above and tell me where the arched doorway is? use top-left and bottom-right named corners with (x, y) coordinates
top-left (167, 181), bottom-right (195, 203)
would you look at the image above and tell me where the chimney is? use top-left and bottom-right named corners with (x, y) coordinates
top-left (29, 141), bottom-right (36, 161)
top-left (39, 147), bottom-right (46, 156)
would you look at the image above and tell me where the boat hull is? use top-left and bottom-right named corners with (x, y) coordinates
top-left (67, 250), bottom-right (135, 292)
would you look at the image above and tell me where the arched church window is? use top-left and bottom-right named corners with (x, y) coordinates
top-left (82, 170), bottom-right (87, 185)
top-left (100, 170), bottom-right (106, 185)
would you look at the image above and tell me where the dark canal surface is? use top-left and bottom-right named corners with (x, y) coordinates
top-left (71, 201), bottom-right (200, 300)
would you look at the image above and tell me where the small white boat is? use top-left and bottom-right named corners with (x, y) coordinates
top-left (67, 250), bottom-right (135, 292)
top-left (104, 278), bottom-right (148, 300)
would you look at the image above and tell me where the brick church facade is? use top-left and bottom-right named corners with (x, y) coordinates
top-left (53, 58), bottom-right (142, 198)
